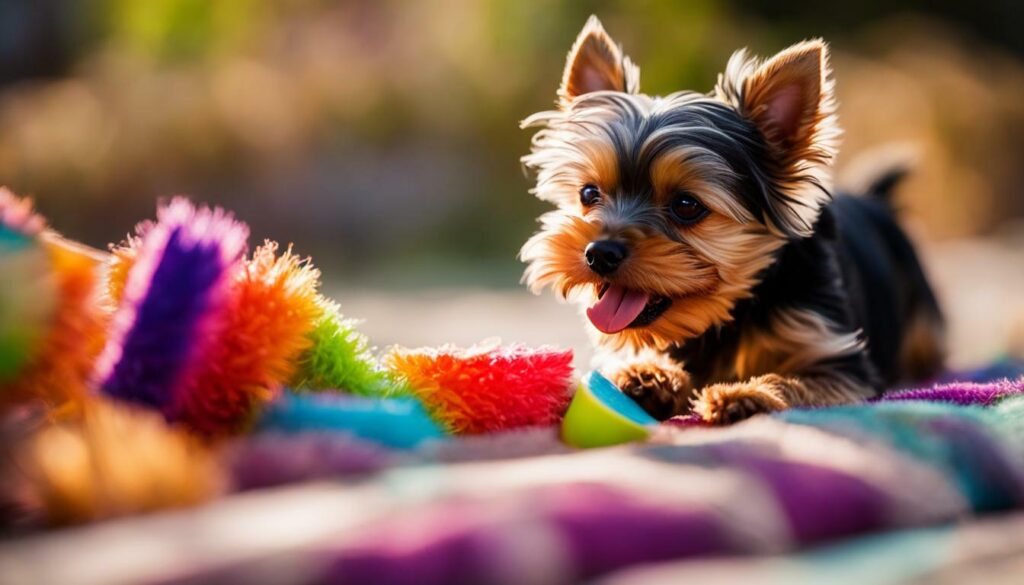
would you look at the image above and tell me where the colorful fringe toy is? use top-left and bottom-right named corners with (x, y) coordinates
top-left (171, 242), bottom-right (322, 435)
top-left (0, 190), bottom-right (54, 385)
top-left (98, 200), bottom-right (333, 436)
top-left (0, 189), bottom-right (590, 529)
top-left (289, 298), bottom-right (395, 397)
top-left (385, 344), bottom-right (575, 434)
top-left (0, 190), bottom-right (107, 413)
top-left (96, 199), bottom-right (249, 422)
top-left (17, 398), bottom-right (222, 525)
top-left (4, 191), bottom-right (578, 443)
top-left (257, 391), bottom-right (445, 449)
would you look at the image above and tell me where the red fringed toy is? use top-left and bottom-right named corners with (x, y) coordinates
top-left (385, 344), bottom-right (575, 434)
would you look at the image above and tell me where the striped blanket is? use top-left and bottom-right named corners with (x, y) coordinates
top-left (2, 372), bottom-right (1023, 584)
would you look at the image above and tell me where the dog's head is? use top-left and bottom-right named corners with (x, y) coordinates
top-left (520, 16), bottom-right (840, 350)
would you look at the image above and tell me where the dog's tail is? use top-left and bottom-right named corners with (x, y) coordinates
top-left (839, 144), bottom-right (917, 208)
top-left (863, 162), bottom-right (911, 205)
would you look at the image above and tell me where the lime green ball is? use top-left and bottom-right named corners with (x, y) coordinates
top-left (561, 371), bottom-right (657, 448)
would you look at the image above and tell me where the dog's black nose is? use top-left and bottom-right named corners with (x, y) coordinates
top-left (585, 240), bottom-right (628, 276)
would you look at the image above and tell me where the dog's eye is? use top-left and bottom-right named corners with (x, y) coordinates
top-left (579, 184), bottom-right (601, 206)
top-left (669, 192), bottom-right (709, 225)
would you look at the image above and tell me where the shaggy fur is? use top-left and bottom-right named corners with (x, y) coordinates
top-left (521, 17), bottom-right (944, 423)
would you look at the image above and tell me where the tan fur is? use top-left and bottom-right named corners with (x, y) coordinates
top-left (733, 308), bottom-right (865, 379)
top-left (520, 211), bottom-right (602, 299)
top-left (693, 372), bottom-right (869, 425)
top-left (520, 209), bottom-right (720, 302)
top-left (899, 308), bottom-right (946, 383)
top-left (521, 113), bottom-right (627, 207)
top-left (614, 307), bottom-right (874, 422)
top-left (520, 205), bottom-right (782, 351)
top-left (611, 231), bottom-right (718, 298)
top-left (551, 140), bottom-right (621, 208)
top-left (649, 146), bottom-right (752, 222)
top-left (603, 211), bottom-right (784, 350)
top-left (692, 373), bottom-right (791, 423)
top-left (689, 308), bottom-right (872, 423)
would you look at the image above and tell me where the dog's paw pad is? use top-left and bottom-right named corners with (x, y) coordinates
top-left (721, 396), bottom-right (774, 424)
top-left (695, 383), bottom-right (787, 426)
top-left (611, 364), bottom-right (693, 421)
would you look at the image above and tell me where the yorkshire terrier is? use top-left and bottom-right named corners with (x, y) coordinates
top-left (520, 16), bottom-right (944, 424)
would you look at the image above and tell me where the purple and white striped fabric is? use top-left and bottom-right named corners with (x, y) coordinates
top-left (2, 375), bottom-right (1021, 585)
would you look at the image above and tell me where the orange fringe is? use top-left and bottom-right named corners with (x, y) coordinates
top-left (2, 235), bottom-right (108, 416)
top-left (172, 242), bottom-right (322, 436)
top-left (18, 397), bottom-right (222, 525)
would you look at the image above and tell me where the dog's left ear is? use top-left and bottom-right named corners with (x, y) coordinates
top-left (716, 40), bottom-right (839, 236)
top-left (558, 16), bottom-right (639, 107)
top-left (719, 39), bottom-right (836, 155)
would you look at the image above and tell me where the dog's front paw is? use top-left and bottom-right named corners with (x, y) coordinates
top-left (693, 375), bottom-right (790, 425)
top-left (611, 363), bottom-right (694, 420)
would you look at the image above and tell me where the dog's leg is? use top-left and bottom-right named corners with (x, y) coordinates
top-left (609, 361), bottom-right (696, 420)
top-left (692, 373), bottom-right (869, 425)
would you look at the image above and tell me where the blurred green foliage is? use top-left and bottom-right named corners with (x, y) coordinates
top-left (101, 0), bottom-right (268, 61)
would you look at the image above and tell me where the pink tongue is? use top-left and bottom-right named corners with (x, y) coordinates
top-left (587, 285), bottom-right (650, 334)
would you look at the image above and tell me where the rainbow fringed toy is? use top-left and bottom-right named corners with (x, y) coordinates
top-left (0, 188), bottom-right (592, 525)
top-left (0, 189), bottom-right (107, 415)
top-left (0, 190), bottom-right (52, 385)
top-left (96, 199), bottom-right (382, 436)
top-left (1, 191), bottom-right (582, 440)
top-left (386, 344), bottom-right (575, 434)
top-left (96, 200), bottom-right (251, 426)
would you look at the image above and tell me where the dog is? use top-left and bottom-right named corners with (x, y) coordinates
top-left (519, 16), bottom-right (945, 424)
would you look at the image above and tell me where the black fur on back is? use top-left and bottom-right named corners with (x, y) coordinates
top-left (669, 187), bottom-right (943, 392)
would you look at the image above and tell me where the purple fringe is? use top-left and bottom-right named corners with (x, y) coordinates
top-left (877, 377), bottom-right (1024, 406)
top-left (98, 200), bottom-right (247, 412)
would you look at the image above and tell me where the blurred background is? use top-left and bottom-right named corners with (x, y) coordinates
top-left (0, 0), bottom-right (1021, 368)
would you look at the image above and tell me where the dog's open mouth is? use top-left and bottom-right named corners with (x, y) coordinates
top-left (587, 283), bottom-right (672, 334)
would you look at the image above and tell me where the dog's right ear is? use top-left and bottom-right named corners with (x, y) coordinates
top-left (558, 16), bottom-right (639, 107)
